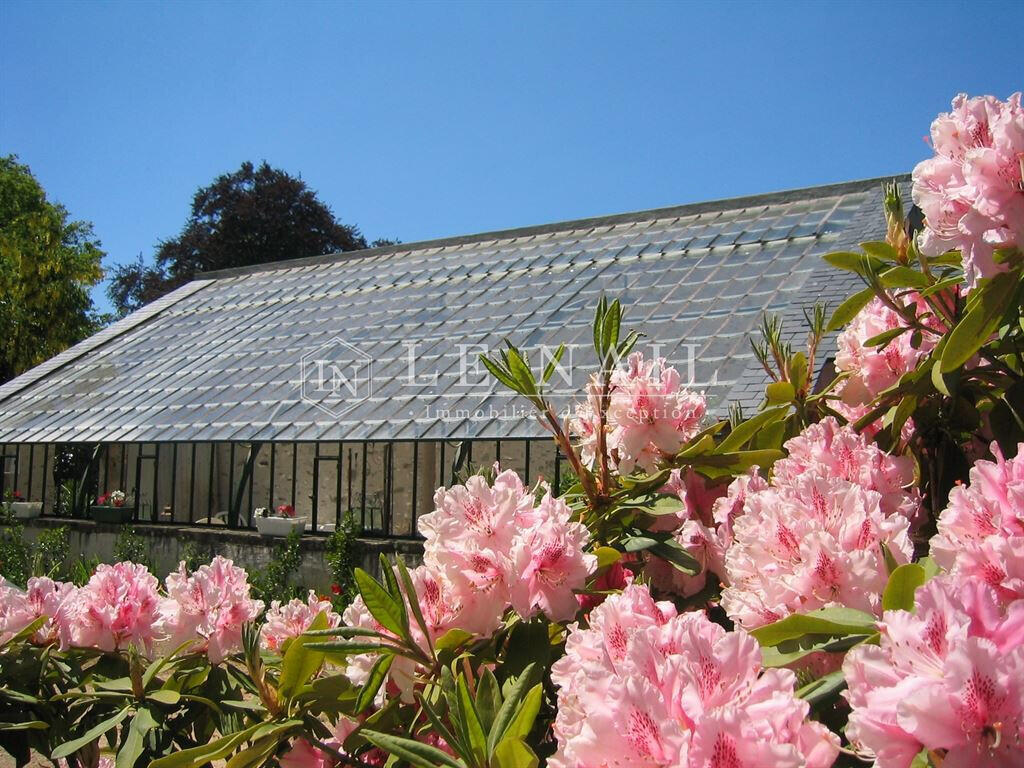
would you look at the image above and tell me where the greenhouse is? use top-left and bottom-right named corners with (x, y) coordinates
top-left (0, 176), bottom-right (891, 540)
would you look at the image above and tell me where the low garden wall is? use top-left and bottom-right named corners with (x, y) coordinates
top-left (20, 517), bottom-right (422, 590)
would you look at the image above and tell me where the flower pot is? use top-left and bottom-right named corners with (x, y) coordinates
top-left (9, 501), bottom-right (42, 519)
top-left (90, 505), bottom-right (133, 524)
top-left (254, 515), bottom-right (306, 537)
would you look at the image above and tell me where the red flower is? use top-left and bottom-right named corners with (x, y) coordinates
top-left (276, 504), bottom-right (295, 518)
top-left (330, 583), bottom-right (342, 595)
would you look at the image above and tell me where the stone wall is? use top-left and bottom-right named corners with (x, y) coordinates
top-left (19, 517), bottom-right (422, 589)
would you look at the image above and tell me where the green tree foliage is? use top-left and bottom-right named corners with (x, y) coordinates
top-left (107, 161), bottom-right (392, 315)
top-left (0, 155), bottom-right (104, 383)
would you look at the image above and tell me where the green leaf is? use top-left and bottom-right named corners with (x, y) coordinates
top-left (456, 674), bottom-right (487, 764)
top-left (493, 738), bottom-right (539, 768)
top-left (541, 344), bottom-right (566, 384)
top-left (647, 539), bottom-right (701, 575)
top-left (354, 568), bottom-right (406, 638)
top-left (882, 563), bottom-right (926, 613)
top-left (145, 689), bottom-right (181, 706)
top-left (362, 730), bottom-right (464, 768)
top-left (479, 355), bottom-right (519, 393)
top-left (355, 653), bottom-right (394, 714)
top-left (434, 628), bottom-right (474, 653)
top-left (918, 556), bottom-right (942, 581)
top-left (765, 381), bottom-right (796, 405)
top-left (486, 664), bottom-right (537, 755)
top-left (474, 669), bottom-right (502, 735)
top-left (826, 287), bottom-right (876, 332)
top-left (795, 669), bottom-right (846, 705)
top-left (0, 722), bottom-right (47, 732)
top-left (823, 250), bottom-right (886, 276)
top-left (52, 708), bottom-right (131, 760)
top-left (865, 326), bottom-right (907, 348)
top-left (278, 610), bottom-right (329, 701)
top-left (861, 241), bottom-right (900, 262)
top-left (941, 269), bottom-right (1021, 373)
top-left (594, 546), bottom-right (622, 569)
top-left (500, 684), bottom-right (542, 742)
top-left (910, 747), bottom-right (937, 768)
top-left (879, 265), bottom-right (929, 289)
top-left (396, 557), bottom-right (434, 657)
top-left (750, 607), bottom-right (877, 647)
top-left (116, 707), bottom-right (158, 768)
top-left (718, 406), bottom-right (789, 452)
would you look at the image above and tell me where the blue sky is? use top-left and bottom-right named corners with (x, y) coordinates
top-left (1, 0), bottom-right (1022, 313)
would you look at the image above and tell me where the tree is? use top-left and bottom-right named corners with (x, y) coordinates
top-left (108, 161), bottom-right (382, 315)
top-left (0, 155), bottom-right (104, 383)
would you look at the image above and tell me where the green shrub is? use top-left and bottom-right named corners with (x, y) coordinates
top-left (31, 525), bottom-right (70, 579)
top-left (325, 509), bottom-right (362, 607)
top-left (249, 529), bottom-right (303, 605)
top-left (111, 526), bottom-right (151, 569)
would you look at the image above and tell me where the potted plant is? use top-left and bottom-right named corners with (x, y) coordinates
top-left (4, 490), bottom-right (42, 519)
top-left (253, 504), bottom-right (306, 537)
top-left (90, 490), bottom-right (133, 523)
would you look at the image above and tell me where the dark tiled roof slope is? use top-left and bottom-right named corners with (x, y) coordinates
top-left (0, 176), bottom-right (903, 443)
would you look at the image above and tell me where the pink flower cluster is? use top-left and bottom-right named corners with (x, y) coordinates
top-left (419, 469), bottom-right (596, 624)
top-left (931, 442), bottom-right (1024, 604)
top-left (342, 469), bottom-right (595, 700)
top-left (843, 576), bottom-right (1024, 767)
top-left (572, 352), bottom-right (707, 475)
top-left (834, 294), bottom-right (938, 437)
top-left (59, 562), bottom-right (164, 654)
top-left (261, 590), bottom-right (341, 653)
top-left (161, 556), bottom-right (265, 663)
top-left (721, 419), bottom-right (920, 629)
top-left (1, 557), bottom-right (269, 664)
top-left (912, 92), bottom-right (1024, 287)
top-left (549, 583), bottom-right (839, 768)
top-left (0, 576), bottom-right (74, 645)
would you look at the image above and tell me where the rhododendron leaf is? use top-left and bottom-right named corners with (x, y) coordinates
top-left (882, 564), bottom-right (927, 613)
top-left (146, 689), bottom-right (181, 705)
top-left (718, 406), bottom-right (788, 452)
top-left (795, 669), bottom-right (846, 705)
top-left (691, 449), bottom-right (784, 477)
top-left (940, 268), bottom-right (1021, 373)
top-left (503, 625), bottom-right (550, 680)
top-left (647, 495), bottom-right (686, 516)
top-left (52, 707), bottom-right (130, 759)
top-left (499, 683), bottom-right (542, 743)
top-left (355, 652), bottom-right (394, 714)
top-left (823, 250), bottom-right (886, 277)
top-left (493, 737), bottom-right (538, 768)
top-left (826, 287), bottom-right (876, 332)
top-left (455, 674), bottom-right (487, 764)
top-left (861, 241), bottom-right (901, 262)
top-left (379, 556), bottom-right (411, 637)
top-left (487, 664), bottom-right (538, 756)
top-left (594, 546), bottom-right (621, 569)
top-left (475, 669), bottom-right (502, 734)
top-left (865, 326), bottom-right (907, 348)
top-left (909, 748), bottom-right (937, 768)
top-left (750, 607), bottom-right (877, 647)
top-left (887, 395), bottom-right (917, 441)
top-left (354, 568), bottom-right (406, 638)
top-left (879, 541), bottom-right (900, 575)
top-left (434, 628), bottom-right (473, 653)
top-left (541, 344), bottom-right (566, 384)
top-left (479, 355), bottom-right (519, 394)
top-left (879, 266), bottom-right (930, 289)
top-left (277, 611), bottom-right (329, 701)
top-left (0, 721), bottom-right (47, 731)
top-left (918, 275), bottom-right (964, 298)
top-left (648, 540), bottom-right (701, 575)
top-left (917, 556), bottom-right (941, 581)
top-left (765, 380), bottom-right (796, 405)
top-left (396, 557), bottom-right (434, 657)
top-left (760, 634), bottom-right (869, 668)
top-left (116, 707), bottom-right (157, 768)
top-left (362, 730), bottom-right (464, 768)
top-left (417, 691), bottom-right (466, 760)
top-left (788, 352), bottom-right (809, 389)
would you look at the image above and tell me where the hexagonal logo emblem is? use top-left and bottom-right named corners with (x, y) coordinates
top-left (300, 337), bottom-right (373, 418)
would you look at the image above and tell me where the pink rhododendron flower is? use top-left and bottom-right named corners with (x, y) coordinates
top-left (844, 575), bottom-right (1024, 767)
top-left (549, 583), bottom-right (839, 768)
top-left (58, 562), bottom-right (164, 654)
top-left (419, 470), bottom-right (594, 624)
top-left (161, 556), bottom-right (264, 663)
top-left (572, 352), bottom-right (707, 475)
top-left (509, 491), bottom-right (597, 622)
top-left (261, 590), bottom-right (341, 653)
top-left (0, 576), bottom-right (35, 645)
top-left (912, 92), bottom-right (1024, 288)
top-left (721, 419), bottom-right (919, 629)
top-left (931, 442), bottom-right (1024, 603)
top-left (280, 738), bottom-right (334, 768)
top-left (577, 558), bottom-right (633, 612)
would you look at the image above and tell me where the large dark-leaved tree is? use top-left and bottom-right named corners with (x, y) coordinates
top-left (0, 155), bottom-right (104, 383)
top-left (108, 161), bottom-right (388, 315)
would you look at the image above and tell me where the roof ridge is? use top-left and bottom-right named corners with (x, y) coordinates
top-left (198, 173), bottom-right (911, 281)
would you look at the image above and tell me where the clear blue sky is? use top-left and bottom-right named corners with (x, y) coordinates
top-left (2, 0), bottom-right (1022, 313)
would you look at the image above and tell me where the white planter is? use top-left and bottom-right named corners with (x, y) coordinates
top-left (254, 516), bottom-right (306, 537)
top-left (10, 501), bottom-right (42, 519)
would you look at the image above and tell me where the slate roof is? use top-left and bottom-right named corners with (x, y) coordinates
top-left (0, 175), bottom-right (906, 444)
